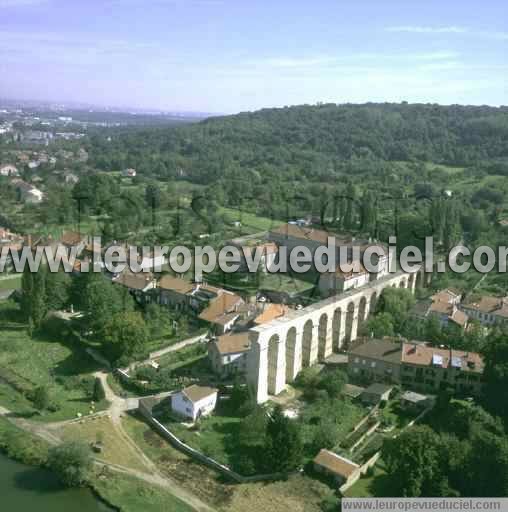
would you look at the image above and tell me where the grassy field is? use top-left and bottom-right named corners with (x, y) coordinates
top-left (0, 301), bottom-right (108, 421)
top-left (156, 343), bottom-right (208, 371)
top-left (343, 459), bottom-right (397, 498)
top-left (0, 275), bottom-right (22, 290)
top-left (93, 471), bottom-right (194, 512)
top-left (164, 413), bottom-right (243, 467)
top-left (219, 206), bottom-right (282, 233)
top-left (122, 412), bottom-right (334, 512)
top-left (60, 415), bottom-right (149, 472)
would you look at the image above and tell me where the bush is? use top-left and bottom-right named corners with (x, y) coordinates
top-left (135, 365), bottom-right (158, 382)
top-left (47, 441), bottom-right (92, 487)
top-left (0, 419), bottom-right (49, 466)
top-left (320, 494), bottom-right (340, 512)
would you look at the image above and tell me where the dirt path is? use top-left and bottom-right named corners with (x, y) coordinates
top-left (0, 378), bottom-right (216, 512)
top-left (95, 371), bottom-right (216, 512)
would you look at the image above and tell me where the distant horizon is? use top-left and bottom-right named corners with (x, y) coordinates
top-left (0, 96), bottom-right (506, 119)
top-left (1, 0), bottom-right (506, 114)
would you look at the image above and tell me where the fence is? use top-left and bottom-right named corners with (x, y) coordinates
top-left (137, 400), bottom-right (291, 483)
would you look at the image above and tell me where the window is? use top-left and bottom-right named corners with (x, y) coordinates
top-left (371, 361), bottom-right (376, 368)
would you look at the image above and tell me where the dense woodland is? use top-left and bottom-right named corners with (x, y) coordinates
top-left (87, 103), bottom-right (508, 179)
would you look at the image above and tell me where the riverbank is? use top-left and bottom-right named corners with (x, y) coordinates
top-left (0, 416), bottom-right (194, 512)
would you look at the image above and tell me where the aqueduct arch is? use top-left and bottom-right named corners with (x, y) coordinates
top-left (248, 270), bottom-right (421, 403)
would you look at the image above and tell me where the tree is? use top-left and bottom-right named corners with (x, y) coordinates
top-left (467, 430), bottom-right (508, 497)
top-left (145, 182), bottom-right (161, 209)
top-left (343, 182), bottom-right (357, 230)
top-left (30, 265), bottom-right (47, 327)
top-left (45, 270), bottom-right (71, 310)
top-left (143, 303), bottom-right (171, 339)
top-left (383, 425), bottom-right (450, 496)
top-left (264, 405), bottom-right (303, 472)
top-left (482, 330), bottom-right (508, 424)
top-left (21, 264), bottom-right (34, 316)
top-left (102, 311), bottom-right (148, 362)
top-left (93, 377), bottom-right (106, 402)
top-left (32, 385), bottom-right (50, 412)
top-left (316, 369), bottom-right (347, 397)
top-left (79, 272), bottom-right (134, 336)
top-left (47, 441), bottom-right (92, 487)
top-left (364, 312), bottom-right (395, 338)
top-left (311, 418), bottom-right (340, 451)
top-left (443, 200), bottom-right (462, 251)
top-left (21, 264), bottom-right (47, 326)
top-left (360, 191), bottom-right (377, 235)
top-left (376, 287), bottom-right (415, 333)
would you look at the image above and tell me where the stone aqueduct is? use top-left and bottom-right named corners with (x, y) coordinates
top-left (246, 270), bottom-right (427, 403)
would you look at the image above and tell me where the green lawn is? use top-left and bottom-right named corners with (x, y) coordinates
top-left (156, 343), bottom-right (208, 370)
top-left (164, 413), bottom-right (243, 467)
top-left (343, 460), bottom-right (397, 498)
top-left (0, 275), bottom-right (22, 290)
top-left (93, 472), bottom-right (194, 512)
top-left (220, 206), bottom-right (282, 233)
top-left (0, 301), bottom-right (108, 421)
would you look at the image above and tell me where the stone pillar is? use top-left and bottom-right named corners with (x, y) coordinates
top-left (323, 322), bottom-right (333, 359)
top-left (362, 300), bottom-right (371, 323)
top-left (348, 305), bottom-right (359, 344)
top-left (268, 335), bottom-right (286, 396)
top-left (286, 330), bottom-right (302, 383)
top-left (247, 334), bottom-right (269, 404)
top-left (303, 323), bottom-right (319, 367)
top-left (338, 310), bottom-right (348, 349)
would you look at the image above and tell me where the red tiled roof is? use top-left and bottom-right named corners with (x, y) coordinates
top-left (198, 292), bottom-right (244, 324)
top-left (214, 333), bottom-right (251, 355)
top-left (314, 450), bottom-right (359, 478)
top-left (401, 342), bottom-right (483, 373)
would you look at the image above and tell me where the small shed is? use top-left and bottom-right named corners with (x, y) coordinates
top-left (313, 449), bottom-right (361, 491)
top-left (361, 383), bottom-right (393, 405)
top-left (343, 383), bottom-right (365, 400)
top-left (400, 391), bottom-right (432, 411)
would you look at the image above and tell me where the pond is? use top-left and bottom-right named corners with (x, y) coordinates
top-left (0, 452), bottom-right (113, 512)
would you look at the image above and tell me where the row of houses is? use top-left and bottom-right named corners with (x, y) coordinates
top-left (225, 223), bottom-right (390, 296)
top-left (412, 287), bottom-right (508, 329)
top-left (348, 337), bottom-right (484, 396)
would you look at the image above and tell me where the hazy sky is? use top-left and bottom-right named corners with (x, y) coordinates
top-left (0, 0), bottom-right (506, 113)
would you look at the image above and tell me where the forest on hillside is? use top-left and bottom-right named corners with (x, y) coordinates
top-left (86, 103), bottom-right (508, 183)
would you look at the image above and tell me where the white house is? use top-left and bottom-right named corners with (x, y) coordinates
top-left (319, 264), bottom-right (370, 296)
top-left (15, 181), bottom-right (44, 203)
top-left (0, 164), bottom-right (19, 176)
top-left (122, 168), bottom-right (137, 178)
top-left (208, 332), bottom-right (251, 376)
top-left (171, 385), bottom-right (218, 421)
